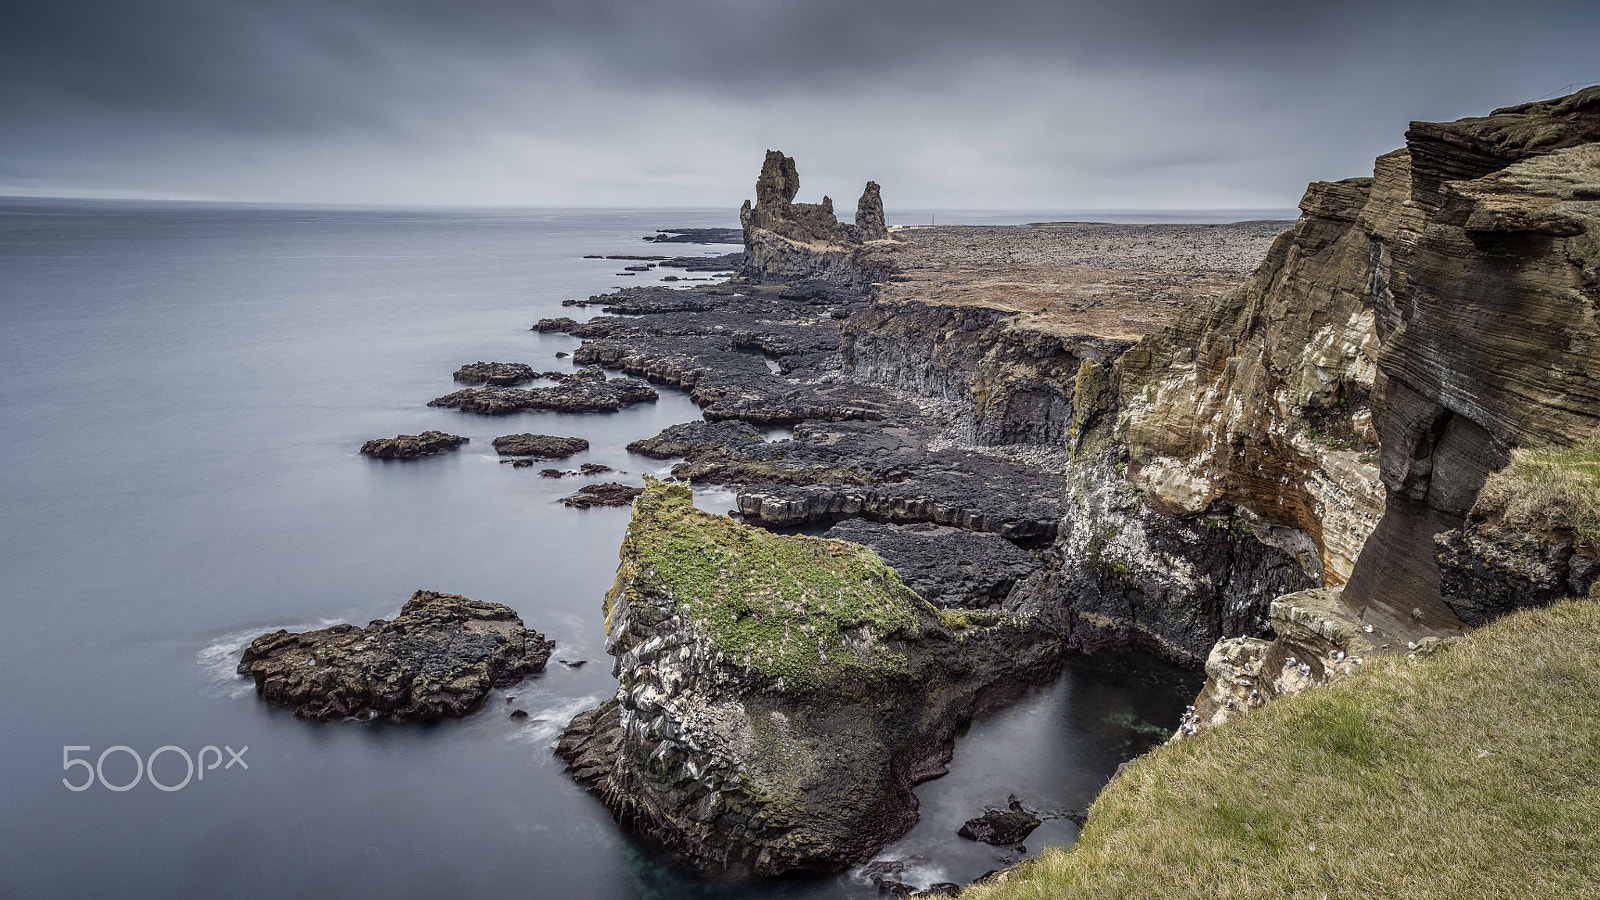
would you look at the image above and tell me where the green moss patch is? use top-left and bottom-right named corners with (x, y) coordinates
top-left (615, 479), bottom-right (942, 689)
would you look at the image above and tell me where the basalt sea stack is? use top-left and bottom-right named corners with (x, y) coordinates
top-left (557, 479), bottom-right (1057, 876)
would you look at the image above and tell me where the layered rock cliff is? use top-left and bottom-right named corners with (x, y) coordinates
top-left (1160, 88), bottom-right (1600, 736)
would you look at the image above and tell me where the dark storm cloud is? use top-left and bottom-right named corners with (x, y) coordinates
top-left (3, 0), bottom-right (1598, 205)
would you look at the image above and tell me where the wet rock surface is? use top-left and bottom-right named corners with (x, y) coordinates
top-left (237, 590), bottom-right (553, 722)
top-left (359, 430), bottom-right (468, 459)
top-left (452, 361), bottom-right (538, 386)
top-left (957, 803), bottom-right (1042, 846)
top-left (559, 482), bottom-right (644, 508)
top-left (491, 433), bottom-right (589, 458)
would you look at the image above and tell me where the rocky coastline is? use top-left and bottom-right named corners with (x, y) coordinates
top-left (550, 92), bottom-right (1600, 887)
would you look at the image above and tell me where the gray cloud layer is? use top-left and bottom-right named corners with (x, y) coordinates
top-left (4, 0), bottom-right (1598, 208)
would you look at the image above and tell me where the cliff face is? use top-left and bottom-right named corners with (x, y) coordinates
top-left (558, 480), bottom-right (1059, 877)
top-left (1117, 177), bottom-right (1389, 586)
top-left (738, 149), bottom-right (894, 285)
top-left (1164, 89), bottom-right (1600, 736)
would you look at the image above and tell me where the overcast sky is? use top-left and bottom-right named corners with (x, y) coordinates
top-left (3, 0), bottom-right (1597, 210)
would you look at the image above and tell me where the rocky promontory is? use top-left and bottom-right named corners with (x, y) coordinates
top-left (237, 590), bottom-right (554, 721)
top-left (557, 480), bottom-right (1059, 876)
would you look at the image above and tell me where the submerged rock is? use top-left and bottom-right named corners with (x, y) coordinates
top-left (957, 803), bottom-right (1042, 846)
top-left (491, 433), bottom-right (590, 458)
top-left (557, 480), bottom-right (1059, 877)
top-left (237, 590), bottom-right (553, 722)
top-left (359, 431), bottom-right (468, 459)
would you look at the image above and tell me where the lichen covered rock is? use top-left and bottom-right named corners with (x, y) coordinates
top-left (557, 479), bottom-right (1057, 876)
top-left (237, 590), bottom-right (553, 721)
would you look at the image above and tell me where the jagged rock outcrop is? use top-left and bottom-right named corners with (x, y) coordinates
top-left (559, 482), bottom-right (644, 508)
top-left (491, 433), bottom-right (589, 458)
top-left (1175, 585), bottom-right (1458, 739)
top-left (556, 480), bottom-right (1059, 876)
top-left (738, 150), bottom-right (895, 285)
top-left (453, 361), bottom-right (538, 386)
top-left (626, 420), bottom-right (764, 459)
top-left (855, 181), bottom-right (888, 242)
top-left (1116, 179), bottom-right (1386, 586)
top-left (1434, 527), bottom-right (1599, 626)
top-left (538, 292), bottom-right (917, 425)
top-left (821, 520), bottom-right (1044, 609)
top-left (429, 368), bottom-right (657, 414)
top-left (1013, 460), bottom-right (1318, 662)
top-left (359, 431), bottom-right (468, 459)
top-left (237, 590), bottom-right (553, 721)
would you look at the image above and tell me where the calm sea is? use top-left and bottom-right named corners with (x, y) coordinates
top-left (0, 199), bottom-right (1208, 899)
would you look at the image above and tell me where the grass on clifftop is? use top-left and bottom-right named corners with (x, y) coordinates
top-left (963, 598), bottom-right (1600, 900)
top-left (615, 479), bottom-right (943, 690)
top-left (1475, 434), bottom-right (1600, 550)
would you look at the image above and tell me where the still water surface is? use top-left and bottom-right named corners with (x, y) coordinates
top-left (0, 200), bottom-right (1202, 899)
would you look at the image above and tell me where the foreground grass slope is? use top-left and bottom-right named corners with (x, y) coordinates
top-left (965, 598), bottom-right (1600, 899)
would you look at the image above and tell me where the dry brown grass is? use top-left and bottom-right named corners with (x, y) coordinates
top-left (962, 598), bottom-right (1600, 900)
top-left (1475, 434), bottom-right (1600, 550)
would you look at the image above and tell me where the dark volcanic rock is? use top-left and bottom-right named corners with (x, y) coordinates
top-left (428, 374), bottom-right (657, 415)
top-left (1435, 527), bottom-right (1599, 626)
top-left (453, 361), bottom-right (537, 386)
top-left (579, 463), bottom-right (613, 475)
top-left (236, 590), bottom-right (553, 722)
top-left (626, 420), bottom-right (764, 459)
top-left (544, 299), bottom-right (911, 425)
top-left (958, 800), bottom-right (1042, 846)
top-left (540, 468), bottom-right (566, 478)
top-left (557, 481), bottom-right (1062, 877)
top-left (644, 228), bottom-right (743, 244)
top-left (854, 181), bottom-right (888, 242)
top-left (491, 433), bottom-right (590, 458)
top-left (824, 520), bottom-right (1043, 608)
top-left (359, 431), bottom-right (468, 459)
top-left (559, 482), bottom-right (643, 508)
top-left (659, 252), bottom-right (742, 272)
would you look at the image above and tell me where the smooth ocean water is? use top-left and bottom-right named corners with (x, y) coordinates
top-left (0, 199), bottom-right (1201, 899)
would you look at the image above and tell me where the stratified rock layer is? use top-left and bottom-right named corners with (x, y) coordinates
top-left (557, 481), bottom-right (1058, 876)
top-left (237, 590), bottom-right (553, 721)
top-left (1168, 89), bottom-right (1600, 732)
